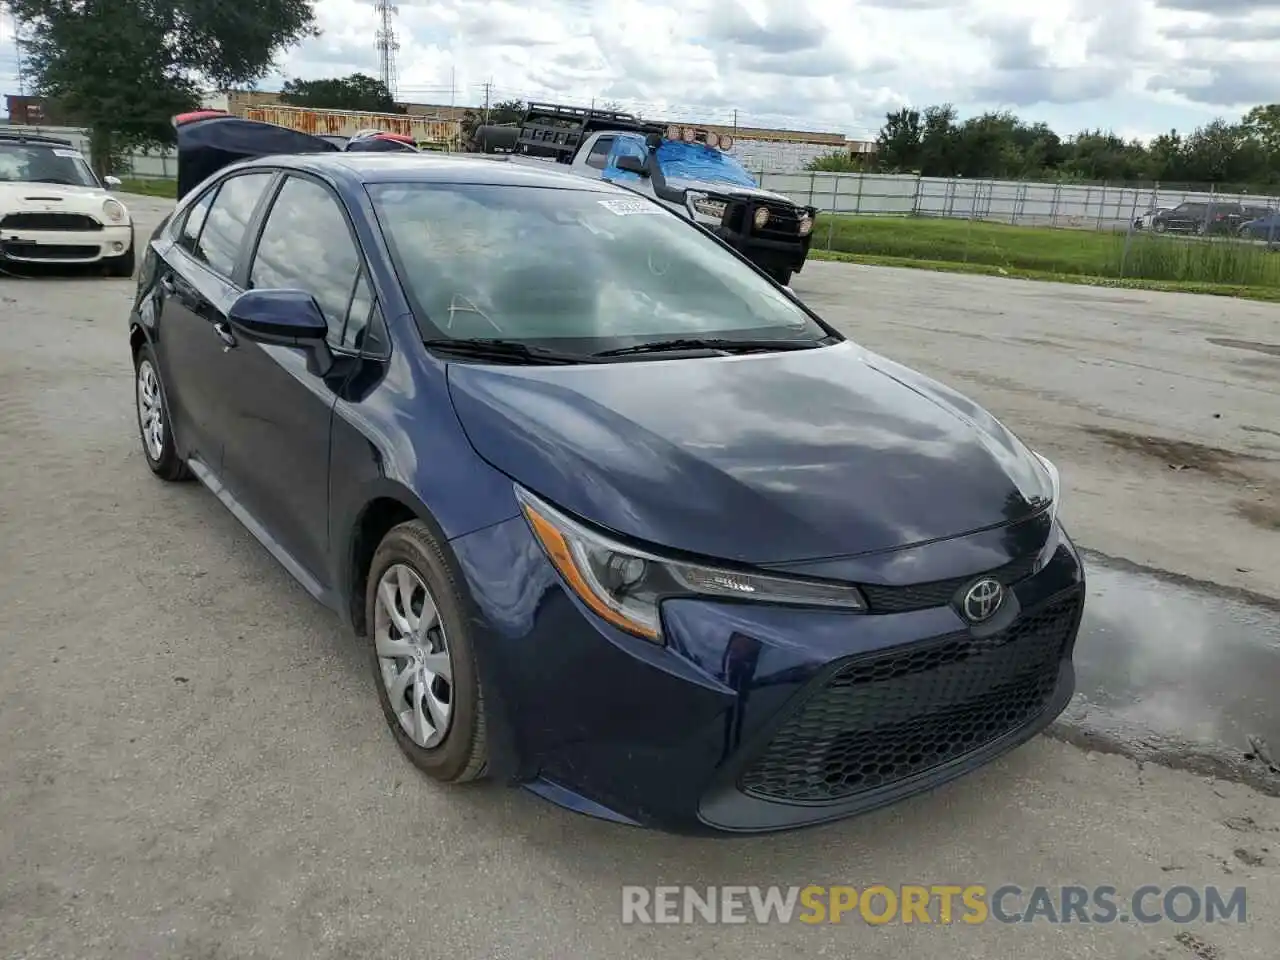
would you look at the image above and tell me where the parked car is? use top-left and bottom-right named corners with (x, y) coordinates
top-left (1239, 212), bottom-right (1280, 241)
top-left (127, 111), bottom-right (1085, 835)
top-left (1148, 201), bottom-right (1248, 235)
top-left (0, 131), bottom-right (134, 274)
top-left (1133, 206), bottom-right (1171, 230)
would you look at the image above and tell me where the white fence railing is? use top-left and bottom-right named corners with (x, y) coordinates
top-left (6, 124), bottom-right (1276, 231)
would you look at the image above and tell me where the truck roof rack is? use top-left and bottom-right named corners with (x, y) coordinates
top-left (0, 130), bottom-right (75, 147)
top-left (515, 101), bottom-right (664, 162)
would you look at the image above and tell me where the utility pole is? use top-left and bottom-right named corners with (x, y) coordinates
top-left (733, 109), bottom-right (738, 134)
top-left (374, 0), bottom-right (400, 100)
top-left (11, 8), bottom-right (26, 96)
top-left (482, 80), bottom-right (492, 123)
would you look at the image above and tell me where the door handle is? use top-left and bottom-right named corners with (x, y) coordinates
top-left (212, 320), bottom-right (237, 348)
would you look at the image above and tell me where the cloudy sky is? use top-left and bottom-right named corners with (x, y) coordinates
top-left (1, 0), bottom-right (1276, 140)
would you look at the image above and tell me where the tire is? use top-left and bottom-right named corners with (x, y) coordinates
top-left (365, 520), bottom-right (489, 784)
top-left (104, 238), bottom-right (136, 278)
top-left (133, 342), bottom-right (191, 482)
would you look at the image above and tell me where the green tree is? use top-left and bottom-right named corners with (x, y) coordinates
top-left (8, 0), bottom-right (319, 175)
top-left (280, 73), bottom-right (403, 113)
top-left (875, 107), bottom-right (922, 173)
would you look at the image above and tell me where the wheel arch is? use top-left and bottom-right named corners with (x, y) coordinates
top-left (343, 484), bottom-right (455, 638)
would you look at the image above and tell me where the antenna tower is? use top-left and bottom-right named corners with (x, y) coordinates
top-left (374, 0), bottom-right (399, 100)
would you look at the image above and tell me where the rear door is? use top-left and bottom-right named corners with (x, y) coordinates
top-left (215, 172), bottom-right (379, 590)
top-left (153, 170), bottom-right (277, 471)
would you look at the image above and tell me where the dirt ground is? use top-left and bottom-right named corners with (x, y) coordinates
top-left (0, 196), bottom-right (1276, 959)
top-left (796, 260), bottom-right (1280, 603)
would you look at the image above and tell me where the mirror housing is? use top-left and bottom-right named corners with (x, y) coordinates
top-left (614, 154), bottom-right (648, 176)
top-left (228, 288), bottom-right (334, 375)
top-left (103, 175), bottom-right (122, 190)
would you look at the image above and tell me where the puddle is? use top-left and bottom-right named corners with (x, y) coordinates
top-left (1207, 337), bottom-right (1280, 358)
top-left (1053, 554), bottom-right (1280, 793)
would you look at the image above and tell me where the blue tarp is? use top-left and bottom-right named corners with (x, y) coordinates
top-left (653, 141), bottom-right (757, 189)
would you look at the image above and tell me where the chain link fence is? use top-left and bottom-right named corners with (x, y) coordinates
top-left (753, 171), bottom-right (1280, 287)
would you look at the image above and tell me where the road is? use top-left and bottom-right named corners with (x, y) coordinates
top-left (0, 197), bottom-right (1276, 959)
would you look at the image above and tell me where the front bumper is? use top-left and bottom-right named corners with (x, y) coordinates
top-left (712, 200), bottom-right (817, 275)
top-left (0, 222), bottom-right (133, 264)
top-left (450, 513), bottom-right (1085, 835)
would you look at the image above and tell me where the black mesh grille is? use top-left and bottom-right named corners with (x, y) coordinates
top-left (1, 241), bottom-right (100, 260)
top-left (1, 212), bottom-right (102, 231)
top-left (757, 203), bottom-right (802, 239)
top-left (860, 552), bottom-right (1039, 614)
top-left (738, 591), bottom-right (1081, 804)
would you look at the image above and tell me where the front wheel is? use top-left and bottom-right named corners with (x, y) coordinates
top-left (134, 343), bottom-right (191, 482)
top-left (366, 520), bottom-right (489, 783)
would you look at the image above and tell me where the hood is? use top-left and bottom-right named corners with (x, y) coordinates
top-left (665, 176), bottom-right (798, 207)
top-left (445, 341), bottom-right (1054, 565)
top-left (0, 180), bottom-right (117, 212)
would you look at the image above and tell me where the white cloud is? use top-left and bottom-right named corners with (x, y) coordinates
top-left (4, 0), bottom-right (1280, 139)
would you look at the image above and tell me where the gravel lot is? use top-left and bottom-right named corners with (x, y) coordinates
top-left (1, 196), bottom-right (1277, 959)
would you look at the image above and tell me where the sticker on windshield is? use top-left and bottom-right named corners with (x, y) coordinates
top-left (598, 198), bottom-right (661, 216)
top-left (52, 149), bottom-right (84, 159)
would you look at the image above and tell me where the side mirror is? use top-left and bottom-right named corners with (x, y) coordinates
top-left (227, 288), bottom-right (334, 375)
top-left (103, 175), bottom-right (122, 190)
top-left (615, 155), bottom-right (648, 176)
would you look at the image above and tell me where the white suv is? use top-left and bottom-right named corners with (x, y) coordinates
top-left (0, 132), bottom-right (135, 275)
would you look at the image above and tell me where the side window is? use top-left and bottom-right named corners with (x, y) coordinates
top-left (585, 136), bottom-right (614, 170)
top-left (249, 175), bottom-right (363, 345)
top-left (177, 187), bottom-right (217, 255)
top-left (610, 136), bottom-right (647, 168)
top-left (194, 172), bottom-right (275, 277)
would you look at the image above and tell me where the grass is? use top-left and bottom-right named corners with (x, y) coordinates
top-left (812, 214), bottom-right (1280, 300)
top-left (119, 177), bottom-right (177, 199)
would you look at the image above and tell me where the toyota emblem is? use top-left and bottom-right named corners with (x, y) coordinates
top-left (961, 577), bottom-right (1004, 623)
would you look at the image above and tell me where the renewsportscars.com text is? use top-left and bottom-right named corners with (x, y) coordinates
top-left (620, 885), bottom-right (1248, 925)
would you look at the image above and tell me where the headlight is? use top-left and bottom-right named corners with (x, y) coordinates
top-left (102, 198), bottom-right (126, 222)
top-left (690, 196), bottom-right (727, 223)
top-left (1032, 452), bottom-right (1061, 524)
top-left (515, 486), bottom-right (866, 643)
top-left (797, 213), bottom-right (814, 237)
top-left (753, 207), bottom-right (771, 230)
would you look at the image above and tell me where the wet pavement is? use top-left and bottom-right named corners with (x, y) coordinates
top-left (1054, 550), bottom-right (1280, 794)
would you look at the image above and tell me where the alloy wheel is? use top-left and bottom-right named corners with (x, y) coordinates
top-left (373, 563), bottom-right (455, 748)
top-left (136, 359), bottom-right (165, 462)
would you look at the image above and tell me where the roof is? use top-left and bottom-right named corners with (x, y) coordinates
top-left (0, 130), bottom-right (74, 147)
top-left (270, 151), bottom-right (622, 192)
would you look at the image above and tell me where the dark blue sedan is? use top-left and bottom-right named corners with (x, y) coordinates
top-left (126, 113), bottom-right (1085, 834)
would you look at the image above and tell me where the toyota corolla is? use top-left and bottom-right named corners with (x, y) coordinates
top-left (125, 112), bottom-right (1085, 835)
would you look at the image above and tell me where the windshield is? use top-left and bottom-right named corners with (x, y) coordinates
top-left (654, 141), bottom-right (757, 189)
top-left (367, 182), bottom-right (828, 353)
top-left (0, 142), bottom-right (100, 187)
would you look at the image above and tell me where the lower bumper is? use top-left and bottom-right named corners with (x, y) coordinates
top-left (450, 517), bottom-right (1085, 836)
top-left (714, 226), bottom-right (812, 274)
top-left (0, 224), bottom-right (133, 263)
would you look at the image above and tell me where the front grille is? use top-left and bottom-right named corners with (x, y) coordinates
top-left (1, 212), bottom-right (102, 231)
top-left (860, 552), bottom-right (1040, 614)
top-left (756, 203), bottom-right (802, 239)
top-left (738, 591), bottom-right (1081, 804)
top-left (1, 241), bottom-right (100, 261)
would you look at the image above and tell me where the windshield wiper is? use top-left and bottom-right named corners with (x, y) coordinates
top-left (422, 338), bottom-right (591, 365)
top-left (593, 337), bottom-right (824, 358)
